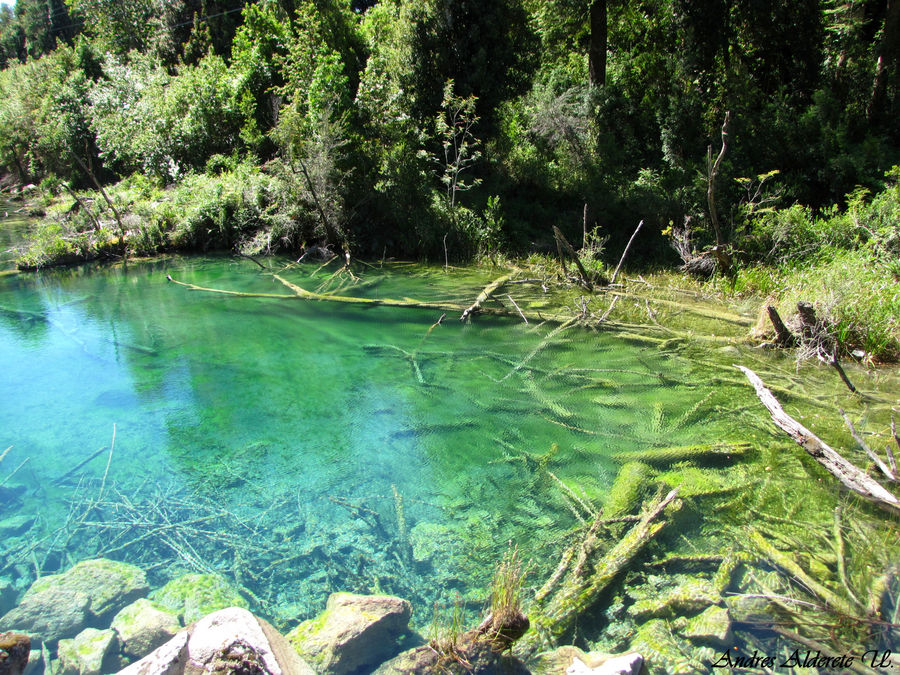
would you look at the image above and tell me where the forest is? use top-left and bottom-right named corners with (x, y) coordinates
top-left (0, 0), bottom-right (898, 358)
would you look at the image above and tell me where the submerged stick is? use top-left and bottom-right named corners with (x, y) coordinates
top-left (737, 365), bottom-right (900, 515)
top-left (0, 457), bottom-right (29, 487)
top-left (507, 295), bottom-right (528, 324)
top-left (97, 424), bottom-right (116, 501)
top-left (54, 445), bottom-right (108, 485)
top-left (841, 409), bottom-right (898, 482)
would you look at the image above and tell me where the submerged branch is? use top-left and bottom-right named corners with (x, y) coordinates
top-left (737, 365), bottom-right (900, 515)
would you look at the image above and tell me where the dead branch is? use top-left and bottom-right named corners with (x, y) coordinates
top-left (840, 410), bottom-right (899, 482)
top-left (460, 274), bottom-right (512, 321)
top-left (766, 305), bottom-right (796, 347)
top-left (706, 111), bottom-right (731, 254)
top-left (552, 226), bottom-right (595, 290)
top-left (737, 365), bottom-right (900, 515)
top-left (609, 220), bottom-right (643, 285)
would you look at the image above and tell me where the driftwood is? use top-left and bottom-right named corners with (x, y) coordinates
top-left (460, 274), bottom-right (512, 321)
top-left (737, 365), bottom-right (900, 515)
top-left (520, 488), bottom-right (680, 654)
top-left (166, 273), bottom-right (568, 323)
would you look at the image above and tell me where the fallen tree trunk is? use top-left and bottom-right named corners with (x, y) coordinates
top-left (736, 365), bottom-right (900, 515)
top-left (520, 488), bottom-right (681, 655)
top-left (460, 273), bottom-right (512, 321)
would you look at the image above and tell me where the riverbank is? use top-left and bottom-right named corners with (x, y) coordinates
top-left (6, 165), bottom-right (899, 363)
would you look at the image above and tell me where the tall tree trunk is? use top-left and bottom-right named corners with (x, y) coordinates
top-left (588, 0), bottom-right (607, 87)
top-left (868, 0), bottom-right (900, 122)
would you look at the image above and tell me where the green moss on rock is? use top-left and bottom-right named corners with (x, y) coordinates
top-left (150, 574), bottom-right (247, 624)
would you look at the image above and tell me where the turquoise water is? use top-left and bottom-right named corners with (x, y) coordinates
top-left (0, 255), bottom-right (752, 626)
top-left (3, 234), bottom-right (898, 666)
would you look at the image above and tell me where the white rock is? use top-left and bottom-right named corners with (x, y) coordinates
top-left (566, 652), bottom-right (643, 675)
top-left (116, 608), bottom-right (314, 675)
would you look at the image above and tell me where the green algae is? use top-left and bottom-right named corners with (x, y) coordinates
top-left (150, 573), bottom-right (248, 624)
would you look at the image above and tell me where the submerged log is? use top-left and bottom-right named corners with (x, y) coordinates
top-left (737, 365), bottom-right (900, 516)
top-left (612, 442), bottom-right (751, 466)
top-left (520, 488), bottom-right (681, 655)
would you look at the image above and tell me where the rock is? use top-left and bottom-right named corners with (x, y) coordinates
top-left (681, 605), bottom-right (732, 647)
top-left (0, 632), bottom-right (31, 675)
top-left (0, 588), bottom-right (90, 644)
top-left (566, 653), bottom-right (643, 675)
top-left (118, 629), bottom-right (189, 675)
top-left (408, 522), bottom-right (454, 566)
top-left (529, 647), bottom-right (642, 675)
top-left (22, 650), bottom-right (40, 675)
top-left (151, 575), bottom-right (247, 625)
top-left (722, 595), bottom-right (769, 624)
top-left (56, 628), bottom-right (119, 675)
top-left (286, 593), bottom-right (411, 675)
top-left (0, 516), bottom-right (35, 539)
top-left (119, 607), bottom-right (314, 675)
top-left (111, 599), bottom-right (182, 660)
top-left (25, 559), bottom-right (148, 624)
top-left (0, 578), bottom-right (16, 616)
top-left (0, 485), bottom-right (25, 507)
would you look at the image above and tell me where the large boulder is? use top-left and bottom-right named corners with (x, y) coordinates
top-left (119, 607), bottom-right (314, 675)
top-left (150, 575), bottom-right (247, 625)
top-left (56, 628), bottom-right (120, 675)
top-left (0, 559), bottom-right (147, 644)
top-left (286, 593), bottom-right (411, 675)
top-left (0, 588), bottom-right (90, 644)
top-left (111, 599), bottom-right (182, 660)
top-left (0, 632), bottom-right (31, 675)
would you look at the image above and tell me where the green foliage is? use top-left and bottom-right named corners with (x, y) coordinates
top-left (89, 52), bottom-right (245, 182)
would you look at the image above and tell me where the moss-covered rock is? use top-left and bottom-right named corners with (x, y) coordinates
top-left (408, 522), bottom-right (454, 566)
top-left (56, 628), bottom-right (119, 675)
top-left (680, 605), bottom-right (732, 648)
top-left (630, 619), bottom-right (714, 675)
top-left (286, 593), bottom-right (411, 675)
top-left (150, 574), bottom-right (247, 625)
top-left (110, 598), bottom-right (181, 660)
top-left (26, 558), bottom-right (148, 624)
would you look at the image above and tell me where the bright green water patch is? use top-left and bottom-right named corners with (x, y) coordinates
top-left (1, 255), bottom-right (898, 660)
